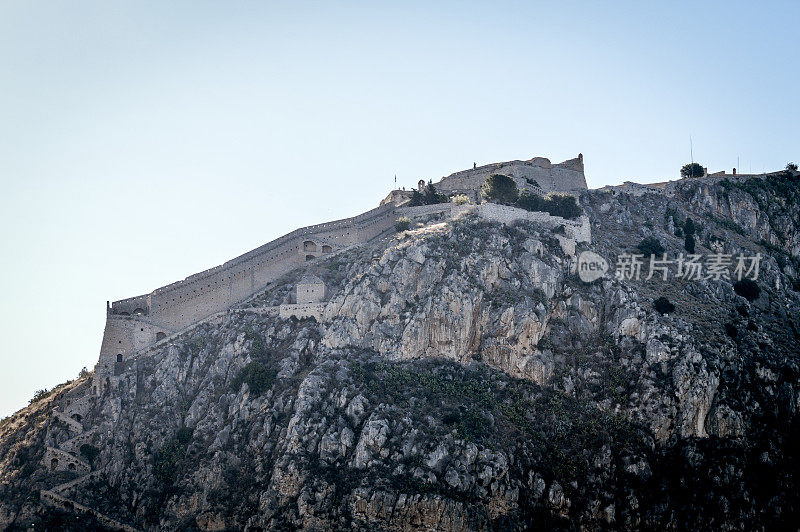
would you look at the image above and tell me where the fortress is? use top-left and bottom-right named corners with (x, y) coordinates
top-left (91, 154), bottom-right (589, 394)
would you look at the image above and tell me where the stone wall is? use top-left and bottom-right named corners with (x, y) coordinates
top-left (40, 490), bottom-right (138, 532)
top-left (279, 303), bottom-right (325, 321)
top-left (434, 155), bottom-right (587, 199)
top-left (396, 203), bottom-right (454, 219)
top-left (96, 203), bottom-right (397, 385)
top-left (42, 446), bottom-right (91, 474)
top-left (398, 203), bottom-right (591, 243)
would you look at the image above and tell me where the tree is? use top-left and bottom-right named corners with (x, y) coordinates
top-left (80, 443), bottom-right (100, 464)
top-left (451, 194), bottom-right (470, 205)
top-left (481, 174), bottom-right (519, 204)
top-left (680, 163), bottom-right (705, 178)
top-left (423, 182), bottom-right (448, 205)
top-left (733, 279), bottom-right (760, 302)
top-left (233, 361), bottom-right (276, 396)
top-left (683, 217), bottom-right (696, 236)
top-left (547, 194), bottom-right (582, 219)
top-left (516, 189), bottom-right (542, 211)
top-left (637, 237), bottom-right (665, 256)
top-left (408, 190), bottom-right (425, 207)
top-left (787, 162), bottom-right (798, 172)
top-left (684, 233), bottom-right (696, 253)
top-left (653, 297), bottom-right (675, 314)
top-left (29, 389), bottom-right (51, 405)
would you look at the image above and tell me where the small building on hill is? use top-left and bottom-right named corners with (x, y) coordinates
top-left (296, 275), bottom-right (326, 304)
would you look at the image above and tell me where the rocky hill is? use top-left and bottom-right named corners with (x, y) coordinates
top-left (1, 173), bottom-right (799, 530)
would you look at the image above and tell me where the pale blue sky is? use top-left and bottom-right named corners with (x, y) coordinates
top-left (1, 1), bottom-right (797, 417)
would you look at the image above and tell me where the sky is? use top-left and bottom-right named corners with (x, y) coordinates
top-left (0, 1), bottom-right (798, 418)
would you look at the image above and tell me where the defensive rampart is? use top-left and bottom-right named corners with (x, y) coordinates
top-left (434, 155), bottom-right (587, 199)
top-left (95, 203), bottom-right (396, 386)
top-left (397, 203), bottom-right (591, 243)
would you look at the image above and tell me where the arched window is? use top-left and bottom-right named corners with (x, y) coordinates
top-left (133, 308), bottom-right (146, 316)
top-left (303, 241), bottom-right (317, 252)
top-left (68, 463), bottom-right (76, 471)
top-left (156, 332), bottom-right (167, 341)
top-left (117, 353), bottom-right (123, 363)
top-left (305, 255), bottom-right (315, 262)
top-left (322, 245), bottom-right (332, 253)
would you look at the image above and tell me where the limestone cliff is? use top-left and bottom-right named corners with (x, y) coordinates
top-left (1, 173), bottom-right (799, 530)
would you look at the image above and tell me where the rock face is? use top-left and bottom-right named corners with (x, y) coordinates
top-left (1, 173), bottom-right (799, 530)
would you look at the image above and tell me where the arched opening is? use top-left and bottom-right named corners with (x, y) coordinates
top-left (68, 463), bottom-right (76, 471)
top-left (305, 255), bottom-right (315, 262)
top-left (71, 414), bottom-right (82, 422)
top-left (303, 241), bottom-right (317, 252)
top-left (156, 332), bottom-right (167, 341)
top-left (322, 245), bottom-right (332, 253)
top-left (133, 308), bottom-right (146, 315)
top-left (51, 458), bottom-right (58, 471)
top-left (118, 311), bottom-right (130, 316)
top-left (116, 353), bottom-right (123, 363)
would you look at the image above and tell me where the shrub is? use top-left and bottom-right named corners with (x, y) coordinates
top-left (79, 443), bottom-right (100, 464)
top-left (724, 323), bottom-right (738, 339)
top-left (637, 237), bottom-right (665, 256)
top-left (451, 194), bottom-right (470, 206)
top-left (153, 428), bottom-right (194, 485)
top-left (78, 367), bottom-right (91, 379)
top-left (653, 297), bottom-right (675, 314)
top-left (681, 163), bottom-right (705, 178)
top-left (733, 279), bottom-right (760, 301)
top-left (787, 162), bottom-right (798, 171)
top-left (481, 174), bottom-right (519, 204)
top-left (233, 361), bottom-right (277, 396)
top-left (409, 183), bottom-right (448, 206)
top-left (395, 217), bottom-right (411, 232)
top-left (29, 388), bottom-right (51, 405)
top-left (516, 190), bottom-right (582, 219)
top-left (684, 233), bottom-right (696, 253)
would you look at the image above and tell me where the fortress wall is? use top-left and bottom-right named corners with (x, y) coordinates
top-left (355, 203), bottom-right (399, 240)
top-left (468, 204), bottom-right (591, 243)
top-left (98, 203), bottom-right (399, 378)
top-left (109, 294), bottom-right (151, 316)
top-left (436, 160), bottom-right (587, 197)
top-left (398, 203), bottom-right (591, 243)
top-left (397, 203), bottom-right (455, 218)
top-left (96, 316), bottom-right (167, 378)
top-left (279, 303), bottom-right (325, 321)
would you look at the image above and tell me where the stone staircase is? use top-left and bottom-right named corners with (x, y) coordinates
top-left (40, 391), bottom-right (140, 531)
